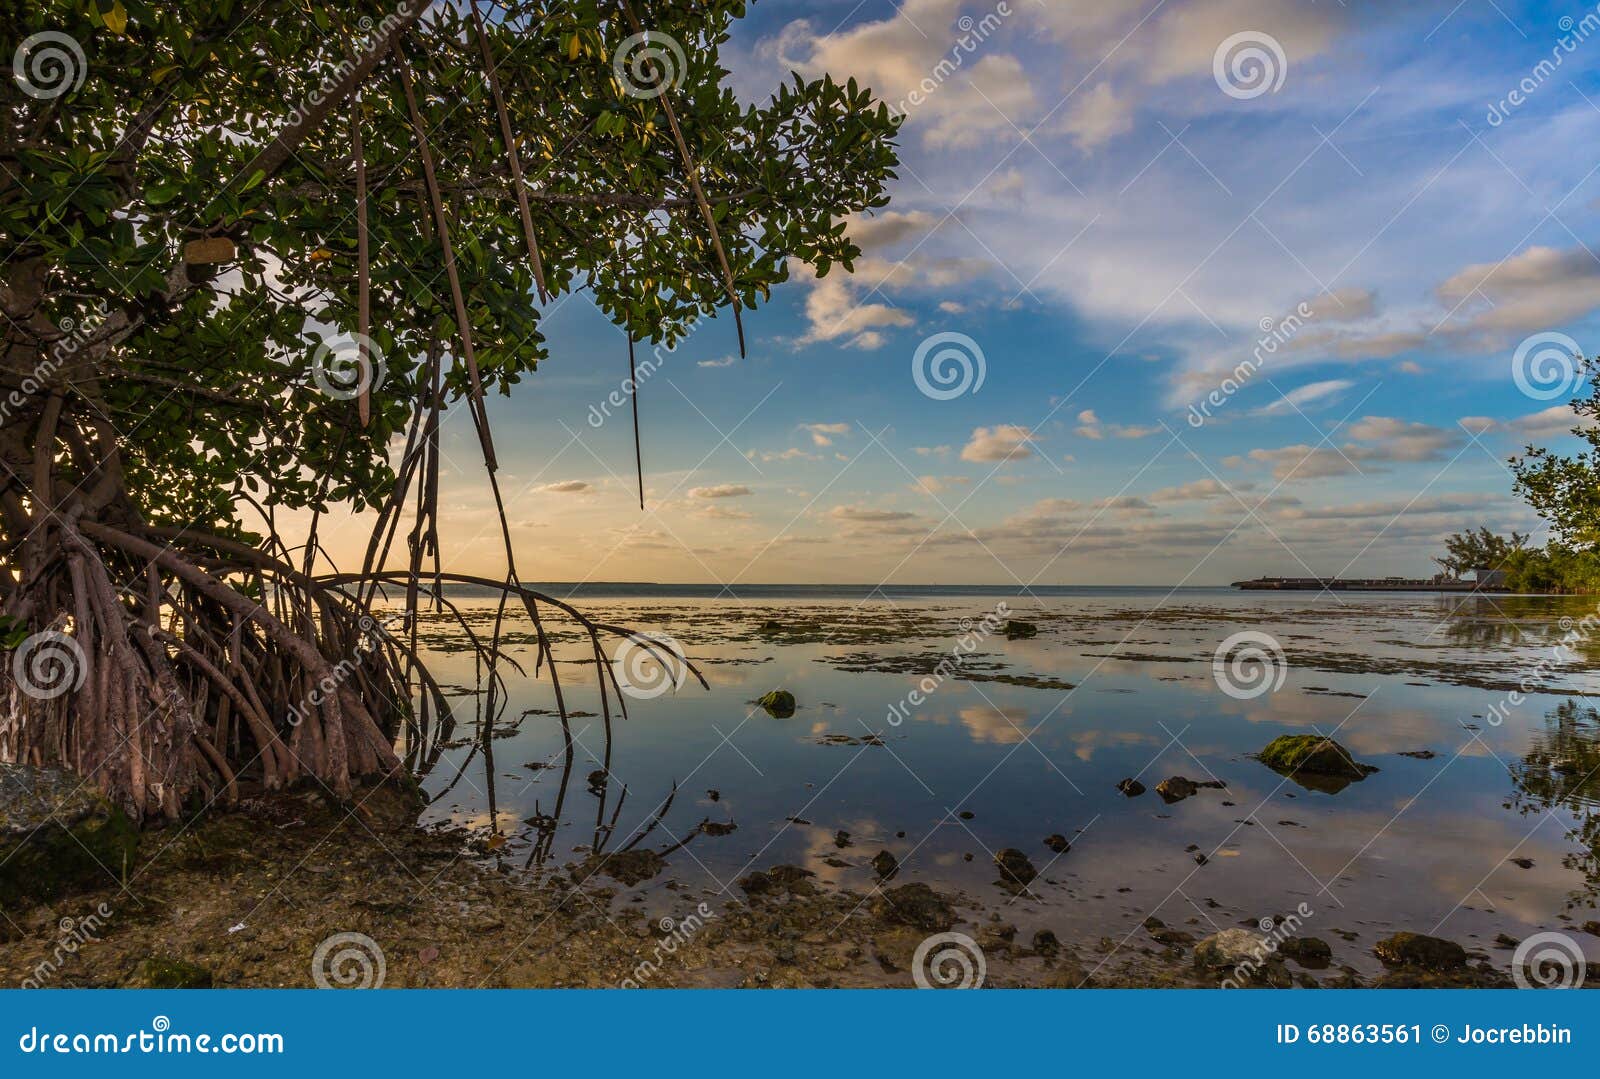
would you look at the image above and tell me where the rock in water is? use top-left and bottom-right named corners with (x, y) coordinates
top-left (1373, 932), bottom-right (1467, 971)
top-left (1004, 620), bottom-right (1038, 640)
top-left (870, 850), bottom-right (899, 879)
top-left (994, 848), bottom-right (1037, 887)
top-left (738, 864), bottom-right (816, 897)
top-left (1278, 937), bottom-right (1333, 969)
top-left (1194, 929), bottom-right (1267, 971)
top-left (1155, 776), bottom-right (1199, 803)
top-left (571, 848), bottom-right (665, 887)
top-left (1116, 778), bottom-right (1146, 797)
top-left (1255, 735), bottom-right (1377, 793)
top-left (758, 690), bottom-right (796, 718)
top-left (0, 763), bottom-right (137, 904)
top-left (872, 883), bottom-right (957, 932)
top-left (1043, 834), bottom-right (1071, 854)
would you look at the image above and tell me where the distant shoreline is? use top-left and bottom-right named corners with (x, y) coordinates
top-left (360, 581), bottom-right (1578, 601)
top-left (1231, 576), bottom-right (1511, 594)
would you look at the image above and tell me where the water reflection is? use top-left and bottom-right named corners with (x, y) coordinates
top-left (396, 589), bottom-right (1600, 969)
top-left (1509, 700), bottom-right (1600, 907)
top-left (1440, 595), bottom-right (1600, 662)
top-left (406, 616), bottom-right (721, 887)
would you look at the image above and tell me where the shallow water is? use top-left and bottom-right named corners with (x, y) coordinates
top-left (393, 587), bottom-right (1600, 979)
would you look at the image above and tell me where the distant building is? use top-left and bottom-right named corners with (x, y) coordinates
top-left (1469, 567), bottom-right (1508, 587)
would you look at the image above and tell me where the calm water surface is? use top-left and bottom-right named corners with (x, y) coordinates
top-left (390, 586), bottom-right (1600, 976)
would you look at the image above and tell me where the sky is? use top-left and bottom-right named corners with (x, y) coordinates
top-left (310, 0), bottom-right (1600, 585)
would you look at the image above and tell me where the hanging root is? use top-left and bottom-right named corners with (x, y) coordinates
top-left (1, 499), bottom-right (418, 818)
top-left (0, 505), bottom-right (704, 821)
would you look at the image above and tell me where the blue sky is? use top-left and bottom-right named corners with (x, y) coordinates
top-left (319, 0), bottom-right (1600, 584)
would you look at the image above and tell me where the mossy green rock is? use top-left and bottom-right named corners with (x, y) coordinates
top-left (134, 956), bottom-right (214, 988)
top-left (758, 690), bottom-right (796, 718)
top-left (0, 763), bottom-right (137, 905)
top-left (1255, 736), bottom-right (1377, 793)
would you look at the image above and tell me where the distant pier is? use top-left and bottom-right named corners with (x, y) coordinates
top-left (1231, 576), bottom-right (1510, 593)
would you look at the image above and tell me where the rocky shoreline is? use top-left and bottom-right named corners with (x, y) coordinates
top-left (0, 779), bottom-right (1525, 989)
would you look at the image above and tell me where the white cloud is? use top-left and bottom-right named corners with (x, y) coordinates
top-left (800, 422), bottom-right (852, 447)
top-left (1436, 244), bottom-right (1600, 341)
top-left (912, 474), bottom-right (972, 495)
top-left (689, 484), bottom-right (754, 499)
top-left (1229, 416), bottom-right (1464, 480)
top-left (791, 260), bottom-right (913, 349)
top-left (697, 505), bottom-right (754, 520)
top-left (749, 447), bottom-right (822, 463)
top-left (1254, 379), bottom-right (1354, 415)
top-left (1301, 287), bottom-right (1376, 322)
top-left (1058, 82), bottom-right (1134, 150)
top-left (780, 1), bottom-right (1036, 150)
top-left (1074, 410), bottom-right (1161, 439)
top-left (1148, 478), bottom-right (1252, 503)
top-left (538, 481), bottom-right (593, 495)
top-left (1509, 406), bottom-right (1592, 438)
top-left (829, 505), bottom-right (920, 523)
top-left (961, 424), bottom-right (1035, 462)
